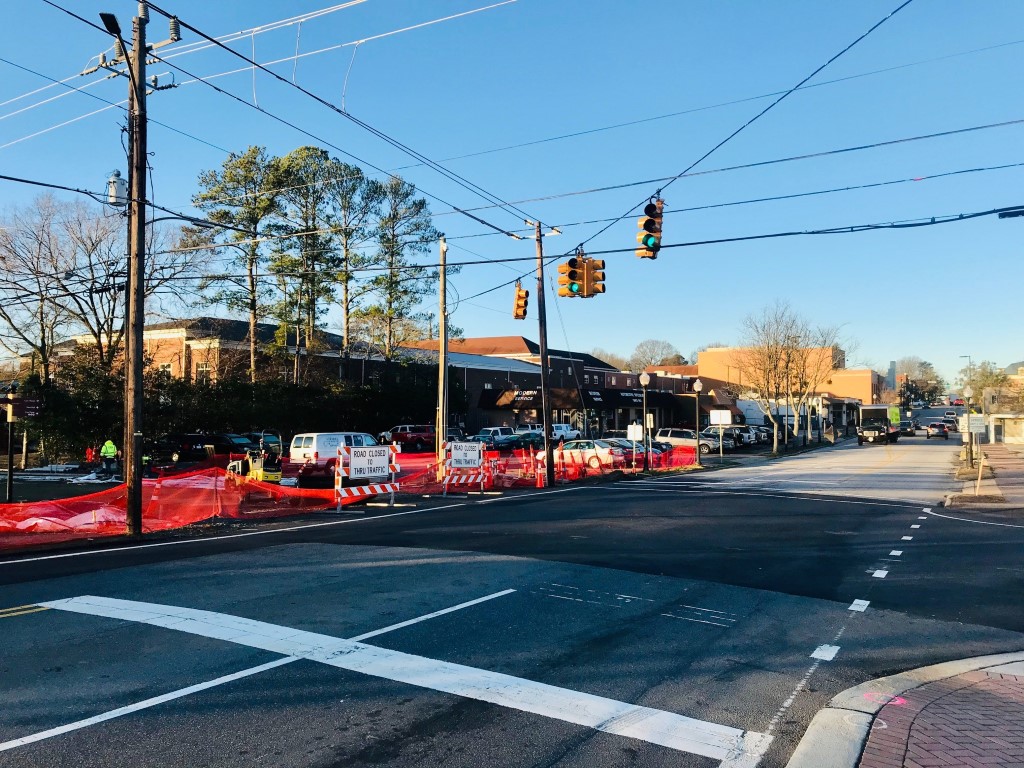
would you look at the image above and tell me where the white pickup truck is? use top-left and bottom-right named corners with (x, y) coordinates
top-left (551, 423), bottom-right (581, 441)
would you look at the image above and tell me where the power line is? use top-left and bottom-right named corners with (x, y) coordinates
top-left (570, 0), bottom-right (917, 254)
top-left (145, 1), bottom-right (538, 229)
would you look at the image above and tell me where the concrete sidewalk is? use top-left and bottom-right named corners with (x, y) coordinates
top-left (945, 441), bottom-right (1024, 510)
top-left (786, 654), bottom-right (1024, 768)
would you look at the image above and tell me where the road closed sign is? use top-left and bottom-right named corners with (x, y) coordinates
top-left (448, 441), bottom-right (483, 469)
top-left (348, 446), bottom-right (394, 478)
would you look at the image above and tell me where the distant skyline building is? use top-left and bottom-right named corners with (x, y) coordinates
top-left (886, 360), bottom-right (896, 390)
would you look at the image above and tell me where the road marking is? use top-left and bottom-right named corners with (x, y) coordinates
top-left (889, 550), bottom-right (902, 556)
top-left (660, 612), bottom-right (732, 628)
top-left (902, 536), bottom-right (913, 541)
top-left (911, 524), bottom-right (920, 529)
top-left (0, 604), bottom-right (51, 619)
top-left (922, 507), bottom-right (931, 512)
top-left (848, 600), bottom-right (870, 612)
top-left (3, 589), bottom-right (515, 753)
top-left (918, 516), bottom-right (927, 520)
top-left (606, 485), bottom-right (927, 508)
top-left (811, 645), bottom-right (840, 661)
top-left (37, 596), bottom-right (769, 762)
top-left (872, 570), bottom-right (888, 578)
top-left (0, 502), bottom-right (472, 566)
top-left (925, 510), bottom-right (1024, 529)
top-left (0, 656), bottom-right (298, 751)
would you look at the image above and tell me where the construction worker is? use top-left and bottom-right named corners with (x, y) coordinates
top-left (100, 439), bottom-right (118, 474)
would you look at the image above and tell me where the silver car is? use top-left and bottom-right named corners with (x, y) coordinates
top-left (654, 427), bottom-right (719, 455)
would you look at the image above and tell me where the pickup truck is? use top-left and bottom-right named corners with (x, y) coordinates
top-left (468, 426), bottom-right (517, 449)
top-left (378, 424), bottom-right (435, 452)
top-left (551, 423), bottom-right (582, 441)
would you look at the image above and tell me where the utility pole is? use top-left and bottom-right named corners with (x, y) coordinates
top-left (532, 221), bottom-right (555, 488)
top-left (436, 236), bottom-right (448, 480)
top-left (98, 5), bottom-right (180, 537)
top-left (124, 7), bottom-right (148, 537)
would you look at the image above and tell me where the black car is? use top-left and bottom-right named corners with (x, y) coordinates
top-left (898, 420), bottom-right (917, 436)
top-left (155, 433), bottom-right (255, 463)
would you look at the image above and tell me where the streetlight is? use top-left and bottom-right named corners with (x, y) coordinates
top-left (959, 354), bottom-right (973, 396)
top-left (5, 381), bottom-right (17, 503)
top-left (963, 384), bottom-right (974, 468)
top-left (693, 378), bottom-right (703, 468)
top-left (639, 372), bottom-right (650, 472)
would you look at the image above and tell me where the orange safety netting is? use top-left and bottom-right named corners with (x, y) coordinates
top-left (0, 467), bottom-right (363, 552)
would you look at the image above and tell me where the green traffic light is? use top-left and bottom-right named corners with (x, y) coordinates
top-left (570, 282), bottom-right (580, 293)
top-left (641, 233), bottom-right (660, 248)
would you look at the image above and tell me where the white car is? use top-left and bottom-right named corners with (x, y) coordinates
top-left (537, 439), bottom-right (624, 469)
top-left (515, 423), bottom-right (543, 435)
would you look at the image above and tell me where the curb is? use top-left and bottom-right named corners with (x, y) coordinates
top-left (784, 651), bottom-right (1024, 768)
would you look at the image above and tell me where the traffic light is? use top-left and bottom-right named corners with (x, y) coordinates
top-left (636, 198), bottom-right (664, 258)
top-left (557, 257), bottom-right (584, 297)
top-left (581, 258), bottom-right (606, 297)
top-left (512, 283), bottom-right (529, 319)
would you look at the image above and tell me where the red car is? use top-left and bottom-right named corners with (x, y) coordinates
top-left (952, 398), bottom-right (965, 406)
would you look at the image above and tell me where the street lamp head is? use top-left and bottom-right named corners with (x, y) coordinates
top-left (693, 378), bottom-right (703, 393)
top-left (639, 372), bottom-right (650, 388)
top-left (99, 12), bottom-right (121, 36)
top-left (963, 385), bottom-right (973, 399)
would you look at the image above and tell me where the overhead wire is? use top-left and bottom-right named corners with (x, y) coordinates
top-left (570, 0), bottom-right (918, 254)
top-left (144, 1), bottom-right (538, 228)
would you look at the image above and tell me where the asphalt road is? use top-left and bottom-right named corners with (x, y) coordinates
top-left (1, 436), bottom-right (1022, 768)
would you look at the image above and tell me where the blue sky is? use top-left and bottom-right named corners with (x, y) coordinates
top-left (2, 0), bottom-right (1023, 384)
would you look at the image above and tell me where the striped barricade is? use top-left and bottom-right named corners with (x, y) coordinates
top-left (335, 444), bottom-right (401, 511)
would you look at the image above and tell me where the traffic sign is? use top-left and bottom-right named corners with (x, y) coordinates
top-left (348, 446), bottom-right (394, 479)
top-left (448, 441), bottom-right (483, 469)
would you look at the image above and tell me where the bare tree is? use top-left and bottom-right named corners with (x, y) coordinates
top-left (787, 325), bottom-right (844, 443)
top-left (0, 195), bottom-right (202, 372)
top-left (628, 339), bottom-right (685, 372)
top-left (733, 303), bottom-right (796, 453)
top-left (590, 347), bottom-right (630, 371)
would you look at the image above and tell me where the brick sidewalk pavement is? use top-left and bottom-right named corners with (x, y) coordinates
top-left (859, 668), bottom-right (1024, 767)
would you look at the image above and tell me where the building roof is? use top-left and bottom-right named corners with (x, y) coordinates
top-left (145, 317), bottom-right (344, 348)
top-left (1003, 361), bottom-right (1024, 374)
top-left (400, 347), bottom-right (541, 374)
top-left (406, 336), bottom-right (620, 371)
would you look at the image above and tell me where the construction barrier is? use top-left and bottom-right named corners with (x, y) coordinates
top-left (334, 444), bottom-right (400, 510)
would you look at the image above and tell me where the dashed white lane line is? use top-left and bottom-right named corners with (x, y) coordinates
top-left (889, 551), bottom-right (902, 557)
top-left (1, 590), bottom-right (514, 752)
top-left (911, 524), bottom-right (921, 529)
top-left (872, 570), bottom-right (888, 578)
top-left (918, 516), bottom-right (927, 520)
top-left (36, 596), bottom-right (770, 763)
top-left (902, 536), bottom-right (913, 541)
top-left (811, 645), bottom-right (840, 661)
top-left (848, 600), bottom-right (870, 612)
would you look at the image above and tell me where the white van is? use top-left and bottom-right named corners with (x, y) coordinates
top-left (288, 432), bottom-right (386, 486)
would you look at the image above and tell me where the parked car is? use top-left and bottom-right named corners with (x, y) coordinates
top-left (729, 425), bottom-right (759, 446)
top-left (654, 427), bottom-right (719, 455)
top-left (705, 425), bottom-right (748, 448)
top-left (899, 420), bottom-right (917, 436)
top-left (468, 426), bottom-right (517, 449)
top-left (288, 432), bottom-right (384, 486)
top-left (926, 422), bottom-right (949, 440)
top-left (951, 398), bottom-right (965, 406)
top-left (155, 433), bottom-right (255, 464)
top-left (551, 423), bottom-right (582, 441)
top-left (514, 423), bottom-right (543, 435)
top-left (377, 424), bottom-right (435, 452)
top-left (446, 427), bottom-right (465, 442)
top-left (700, 427), bottom-right (736, 450)
top-left (604, 437), bottom-right (660, 465)
top-left (538, 439), bottom-right (624, 470)
top-left (507, 432), bottom-right (545, 450)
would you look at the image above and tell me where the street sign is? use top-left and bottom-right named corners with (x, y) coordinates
top-left (709, 410), bottom-right (730, 425)
top-left (627, 424), bottom-right (644, 442)
top-left (348, 446), bottom-right (394, 479)
top-left (448, 441), bottom-right (483, 469)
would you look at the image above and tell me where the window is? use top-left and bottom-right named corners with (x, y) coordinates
top-left (584, 375), bottom-right (590, 384)
top-left (610, 376), bottom-right (617, 386)
top-left (195, 362), bottom-right (212, 384)
top-left (159, 363), bottom-right (172, 375)
top-left (483, 382), bottom-right (493, 389)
